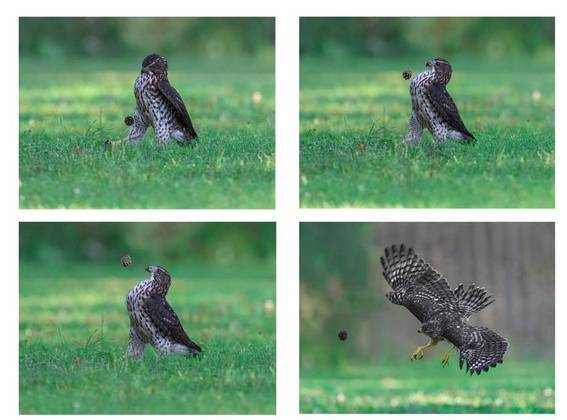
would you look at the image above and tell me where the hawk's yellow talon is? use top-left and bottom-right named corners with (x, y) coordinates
top-left (104, 138), bottom-right (127, 148)
top-left (104, 137), bottom-right (128, 158)
top-left (410, 339), bottom-right (438, 361)
top-left (441, 350), bottom-right (451, 367)
top-left (410, 346), bottom-right (425, 361)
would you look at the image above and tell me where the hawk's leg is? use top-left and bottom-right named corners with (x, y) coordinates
top-left (404, 111), bottom-right (424, 144)
top-left (127, 327), bottom-right (145, 358)
top-left (104, 111), bottom-right (147, 150)
top-left (410, 338), bottom-right (438, 361)
top-left (104, 137), bottom-right (128, 160)
top-left (441, 346), bottom-right (456, 367)
top-left (125, 112), bottom-right (148, 144)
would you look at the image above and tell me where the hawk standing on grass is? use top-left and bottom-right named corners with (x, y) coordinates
top-left (115, 53), bottom-right (198, 146)
top-left (404, 58), bottom-right (475, 144)
top-left (381, 244), bottom-right (508, 375)
top-left (126, 265), bottom-right (202, 358)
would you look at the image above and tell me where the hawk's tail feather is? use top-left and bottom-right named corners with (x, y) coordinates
top-left (185, 126), bottom-right (198, 141)
top-left (458, 326), bottom-right (508, 375)
top-left (187, 339), bottom-right (202, 354)
top-left (454, 283), bottom-right (495, 317)
top-left (461, 130), bottom-right (475, 142)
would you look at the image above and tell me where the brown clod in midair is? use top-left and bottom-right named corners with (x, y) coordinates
top-left (121, 255), bottom-right (132, 267)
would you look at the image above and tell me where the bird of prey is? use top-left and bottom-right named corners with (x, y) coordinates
top-left (108, 53), bottom-right (197, 148)
top-left (404, 58), bottom-right (475, 144)
top-left (381, 244), bottom-right (508, 375)
top-left (126, 265), bottom-right (202, 358)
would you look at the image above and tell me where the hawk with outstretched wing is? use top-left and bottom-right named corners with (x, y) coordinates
top-left (404, 58), bottom-right (475, 144)
top-left (381, 244), bottom-right (508, 375)
top-left (126, 265), bottom-right (202, 358)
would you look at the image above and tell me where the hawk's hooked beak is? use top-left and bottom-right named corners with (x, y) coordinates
top-left (417, 328), bottom-right (422, 333)
top-left (425, 61), bottom-right (432, 68)
top-left (145, 266), bottom-right (152, 273)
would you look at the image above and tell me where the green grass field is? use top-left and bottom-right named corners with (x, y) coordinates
top-left (300, 57), bottom-right (554, 208)
top-left (20, 261), bottom-right (276, 414)
top-left (301, 361), bottom-right (554, 413)
top-left (19, 56), bottom-right (274, 208)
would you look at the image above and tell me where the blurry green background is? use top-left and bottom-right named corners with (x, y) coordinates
top-left (20, 17), bottom-right (275, 209)
top-left (20, 222), bottom-right (275, 414)
top-left (21, 222), bottom-right (275, 265)
top-left (300, 17), bottom-right (553, 59)
top-left (300, 17), bottom-right (554, 208)
top-left (20, 17), bottom-right (274, 59)
top-left (300, 222), bottom-right (554, 413)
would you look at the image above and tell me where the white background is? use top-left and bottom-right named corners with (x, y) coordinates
top-left (4, 0), bottom-right (562, 417)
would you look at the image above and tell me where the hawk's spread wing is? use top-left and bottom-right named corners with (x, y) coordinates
top-left (157, 78), bottom-right (198, 139)
top-left (381, 244), bottom-right (457, 322)
top-left (454, 283), bottom-right (495, 318)
top-left (143, 295), bottom-right (202, 352)
top-left (456, 326), bottom-right (508, 375)
top-left (425, 82), bottom-right (474, 139)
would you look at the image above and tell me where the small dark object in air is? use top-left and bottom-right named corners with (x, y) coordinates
top-left (124, 115), bottom-right (134, 126)
top-left (402, 69), bottom-right (412, 80)
top-left (121, 255), bottom-right (132, 267)
top-left (338, 330), bottom-right (348, 341)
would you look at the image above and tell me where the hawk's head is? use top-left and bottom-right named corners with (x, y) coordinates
top-left (145, 265), bottom-right (172, 294)
top-left (426, 58), bottom-right (452, 84)
top-left (141, 53), bottom-right (168, 77)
